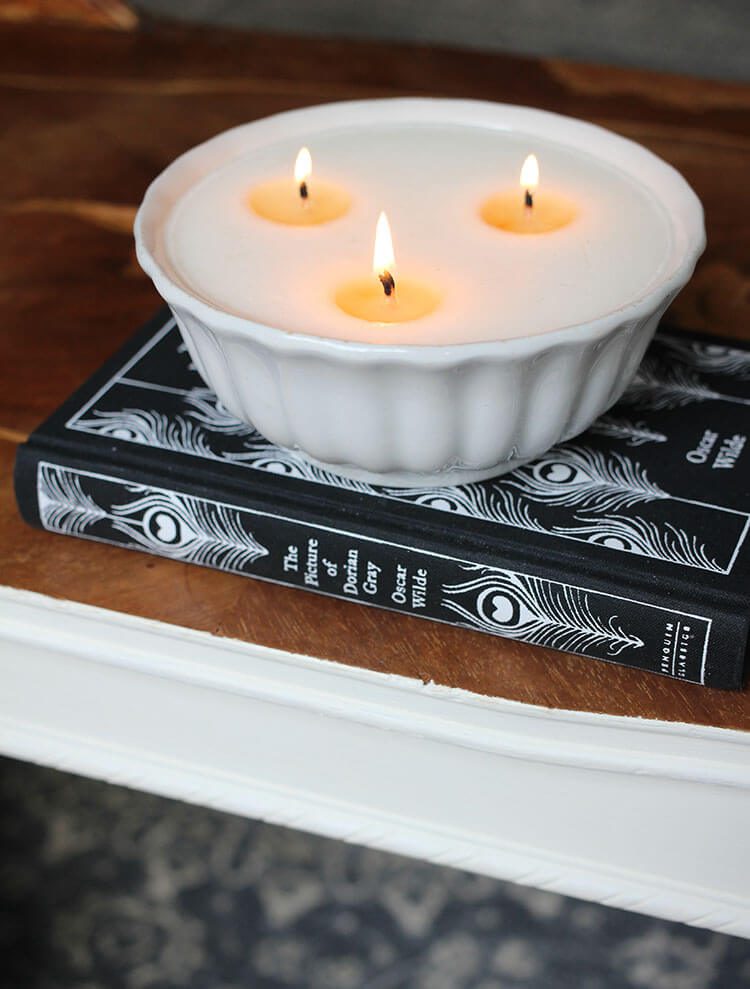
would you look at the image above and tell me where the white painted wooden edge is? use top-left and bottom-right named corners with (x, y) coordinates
top-left (2, 585), bottom-right (749, 937)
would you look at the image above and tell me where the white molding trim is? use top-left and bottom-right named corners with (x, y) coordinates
top-left (2, 585), bottom-right (749, 937)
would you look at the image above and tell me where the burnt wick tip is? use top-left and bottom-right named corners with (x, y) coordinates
top-left (379, 271), bottom-right (396, 297)
top-left (524, 189), bottom-right (534, 209)
top-left (299, 181), bottom-right (309, 200)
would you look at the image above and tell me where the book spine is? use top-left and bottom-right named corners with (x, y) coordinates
top-left (14, 447), bottom-right (747, 688)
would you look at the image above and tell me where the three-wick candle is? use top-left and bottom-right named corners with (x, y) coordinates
top-left (167, 121), bottom-right (673, 346)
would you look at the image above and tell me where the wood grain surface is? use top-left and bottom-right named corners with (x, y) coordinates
top-left (2, 19), bottom-right (750, 728)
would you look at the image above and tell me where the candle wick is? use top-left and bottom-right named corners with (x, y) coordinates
top-left (379, 271), bottom-right (396, 297)
top-left (299, 181), bottom-right (309, 200)
top-left (524, 189), bottom-right (534, 209)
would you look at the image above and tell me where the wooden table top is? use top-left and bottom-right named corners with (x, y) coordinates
top-left (2, 16), bottom-right (750, 730)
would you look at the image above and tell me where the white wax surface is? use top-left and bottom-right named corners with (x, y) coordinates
top-left (166, 123), bottom-right (674, 345)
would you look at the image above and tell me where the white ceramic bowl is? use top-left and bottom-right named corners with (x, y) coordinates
top-left (135, 99), bottom-right (705, 487)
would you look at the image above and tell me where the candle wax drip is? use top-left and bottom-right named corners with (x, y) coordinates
top-left (336, 277), bottom-right (439, 323)
top-left (248, 177), bottom-right (350, 226)
top-left (481, 190), bottom-right (576, 234)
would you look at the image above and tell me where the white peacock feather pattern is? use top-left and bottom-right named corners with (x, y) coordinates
top-left (75, 408), bottom-right (216, 458)
top-left (225, 439), bottom-right (378, 494)
top-left (381, 484), bottom-right (548, 531)
top-left (504, 446), bottom-right (668, 512)
top-left (38, 464), bottom-right (110, 535)
top-left (553, 514), bottom-right (723, 572)
top-left (110, 489), bottom-right (269, 571)
top-left (622, 359), bottom-right (750, 411)
top-left (589, 416), bottom-right (668, 447)
top-left (657, 334), bottom-right (750, 379)
top-left (37, 465), bottom-right (268, 573)
top-left (227, 443), bottom-right (548, 531)
top-left (182, 389), bottom-right (257, 436)
top-left (73, 402), bottom-right (544, 519)
top-left (442, 566), bottom-right (644, 656)
top-left (70, 401), bottom-right (720, 570)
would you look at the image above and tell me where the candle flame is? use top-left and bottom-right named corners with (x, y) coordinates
top-left (520, 153), bottom-right (539, 191)
top-left (372, 211), bottom-right (396, 277)
top-left (294, 146), bottom-right (312, 185)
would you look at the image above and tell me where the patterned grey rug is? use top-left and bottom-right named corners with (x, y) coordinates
top-left (1, 757), bottom-right (748, 989)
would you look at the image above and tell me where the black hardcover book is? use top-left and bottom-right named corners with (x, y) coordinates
top-left (14, 310), bottom-right (750, 687)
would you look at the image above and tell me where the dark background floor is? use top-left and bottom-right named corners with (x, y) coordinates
top-left (133, 0), bottom-right (750, 81)
top-left (2, 756), bottom-right (750, 988)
